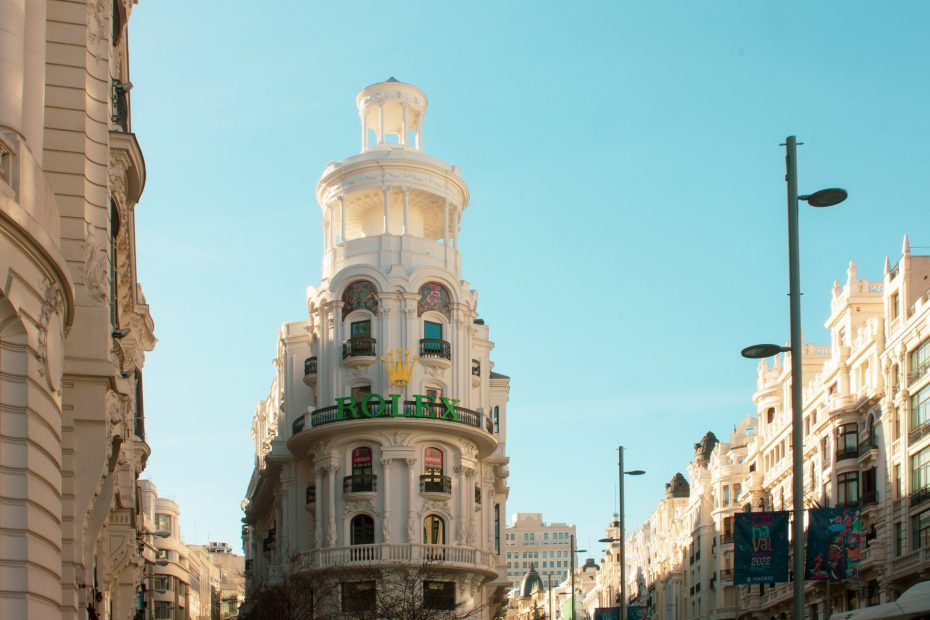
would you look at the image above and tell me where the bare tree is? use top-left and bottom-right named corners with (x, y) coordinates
top-left (243, 557), bottom-right (489, 620)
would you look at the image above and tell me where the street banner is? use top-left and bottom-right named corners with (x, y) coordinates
top-left (805, 507), bottom-right (861, 581)
top-left (734, 511), bottom-right (789, 584)
top-left (626, 606), bottom-right (654, 620)
top-left (593, 608), bottom-right (620, 620)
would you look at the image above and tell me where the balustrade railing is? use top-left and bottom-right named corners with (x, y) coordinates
top-left (299, 399), bottom-right (490, 435)
top-left (294, 543), bottom-right (497, 571)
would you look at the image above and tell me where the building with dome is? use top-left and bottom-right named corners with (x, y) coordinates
top-left (242, 79), bottom-right (511, 619)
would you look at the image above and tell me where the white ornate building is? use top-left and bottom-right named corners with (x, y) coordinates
top-left (590, 238), bottom-right (930, 619)
top-left (1, 2), bottom-right (155, 619)
top-left (242, 78), bottom-right (511, 619)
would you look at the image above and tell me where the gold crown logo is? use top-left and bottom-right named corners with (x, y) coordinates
top-left (380, 348), bottom-right (418, 387)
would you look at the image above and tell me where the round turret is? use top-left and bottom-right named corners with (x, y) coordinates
top-left (356, 77), bottom-right (427, 151)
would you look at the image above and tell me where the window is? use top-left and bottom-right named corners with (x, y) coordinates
top-left (425, 386), bottom-right (442, 401)
top-left (895, 521), bottom-right (904, 556)
top-left (350, 319), bottom-right (371, 339)
top-left (154, 575), bottom-right (169, 592)
top-left (912, 446), bottom-right (930, 494)
top-left (351, 384), bottom-right (372, 403)
top-left (822, 436), bottom-right (831, 467)
top-left (424, 581), bottom-right (456, 610)
top-left (895, 464), bottom-right (903, 498)
top-left (913, 510), bottom-right (930, 551)
top-left (424, 515), bottom-right (445, 545)
top-left (837, 472), bottom-right (859, 506)
top-left (154, 602), bottom-right (174, 620)
top-left (350, 514), bottom-right (375, 545)
top-left (342, 581), bottom-right (376, 612)
top-left (868, 414), bottom-right (877, 448)
top-left (155, 513), bottom-right (171, 533)
top-left (723, 485), bottom-right (730, 506)
top-left (350, 446), bottom-right (373, 490)
top-left (494, 504), bottom-right (500, 554)
top-left (895, 407), bottom-right (902, 440)
top-left (425, 320), bottom-right (442, 340)
top-left (912, 384), bottom-right (930, 430)
top-left (891, 292), bottom-right (900, 319)
top-left (910, 339), bottom-right (930, 384)
top-left (492, 406), bottom-right (500, 434)
top-left (425, 447), bottom-right (444, 476)
top-left (837, 424), bottom-right (858, 458)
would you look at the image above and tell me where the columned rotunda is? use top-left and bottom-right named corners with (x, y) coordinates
top-left (243, 79), bottom-right (511, 619)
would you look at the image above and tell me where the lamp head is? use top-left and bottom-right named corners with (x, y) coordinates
top-left (625, 470), bottom-right (646, 476)
top-left (741, 343), bottom-right (789, 359)
top-left (800, 188), bottom-right (847, 208)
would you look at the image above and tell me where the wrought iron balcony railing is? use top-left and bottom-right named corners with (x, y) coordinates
top-left (343, 474), bottom-right (377, 494)
top-left (343, 337), bottom-right (377, 359)
top-left (304, 356), bottom-right (318, 376)
top-left (419, 338), bottom-right (451, 360)
top-left (420, 474), bottom-right (452, 494)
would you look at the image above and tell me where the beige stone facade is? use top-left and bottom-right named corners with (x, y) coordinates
top-left (0, 1), bottom-right (155, 618)
top-left (589, 239), bottom-right (930, 619)
top-left (503, 512), bottom-right (576, 593)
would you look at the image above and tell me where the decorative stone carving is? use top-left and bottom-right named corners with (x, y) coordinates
top-left (424, 364), bottom-right (445, 378)
top-left (380, 431), bottom-right (411, 446)
top-left (83, 224), bottom-right (109, 302)
top-left (344, 499), bottom-right (377, 518)
top-left (35, 281), bottom-right (64, 393)
top-left (460, 440), bottom-right (479, 461)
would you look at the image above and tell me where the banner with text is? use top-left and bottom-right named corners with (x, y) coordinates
top-left (734, 511), bottom-right (789, 584)
top-left (805, 507), bottom-right (861, 581)
top-left (593, 608), bottom-right (620, 620)
top-left (626, 606), bottom-right (654, 620)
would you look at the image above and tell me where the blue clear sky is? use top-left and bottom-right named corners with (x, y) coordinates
top-left (129, 1), bottom-right (930, 554)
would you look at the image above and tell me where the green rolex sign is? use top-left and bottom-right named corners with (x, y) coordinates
top-left (334, 393), bottom-right (462, 422)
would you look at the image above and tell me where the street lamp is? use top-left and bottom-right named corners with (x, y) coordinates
top-left (741, 135), bottom-right (846, 620)
top-left (599, 446), bottom-right (644, 620)
top-left (569, 535), bottom-right (587, 620)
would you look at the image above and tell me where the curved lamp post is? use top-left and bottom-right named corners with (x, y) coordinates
top-left (599, 446), bottom-right (645, 620)
top-left (742, 135), bottom-right (846, 620)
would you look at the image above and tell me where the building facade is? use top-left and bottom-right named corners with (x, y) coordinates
top-left (504, 513), bottom-right (577, 593)
top-left (0, 2), bottom-right (155, 619)
top-left (242, 79), bottom-right (511, 619)
top-left (594, 239), bottom-right (930, 619)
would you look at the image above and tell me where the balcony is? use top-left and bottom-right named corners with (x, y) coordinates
top-left (861, 489), bottom-right (878, 507)
top-left (293, 543), bottom-right (498, 576)
top-left (420, 474), bottom-right (452, 496)
top-left (471, 359), bottom-right (481, 387)
top-left (343, 474), bottom-right (377, 497)
top-left (303, 356), bottom-right (318, 386)
top-left (910, 421), bottom-right (930, 444)
top-left (910, 486), bottom-right (930, 509)
top-left (289, 398), bottom-right (498, 459)
top-left (909, 358), bottom-right (930, 385)
top-left (836, 446), bottom-right (859, 462)
top-left (419, 339), bottom-right (452, 371)
top-left (342, 337), bottom-right (377, 369)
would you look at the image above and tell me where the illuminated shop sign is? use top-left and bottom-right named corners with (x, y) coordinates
top-left (334, 393), bottom-right (462, 422)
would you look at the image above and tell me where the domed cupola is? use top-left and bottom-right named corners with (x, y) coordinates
top-left (665, 472), bottom-right (690, 499)
top-left (519, 564), bottom-right (545, 598)
top-left (694, 431), bottom-right (719, 467)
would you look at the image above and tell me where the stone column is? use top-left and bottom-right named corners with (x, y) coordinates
top-left (465, 467), bottom-right (476, 545)
top-left (381, 457), bottom-right (392, 542)
top-left (339, 195), bottom-right (346, 242)
top-left (383, 187), bottom-right (390, 234)
top-left (378, 102), bottom-right (384, 143)
top-left (401, 104), bottom-right (407, 145)
top-left (314, 465), bottom-right (324, 548)
top-left (406, 457), bottom-right (418, 543)
top-left (402, 187), bottom-right (409, 235)
top-left (326, 463), bottom-right (339, 546)
top-left (454, 464), bottom-right (467, 545)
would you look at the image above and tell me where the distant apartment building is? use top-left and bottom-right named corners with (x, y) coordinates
top-left (189, 542), bottom-right (245, 619)
top-left (504, 513), bottom-right (576, 592)
top-left (597, 238), bottom-right (930, 619)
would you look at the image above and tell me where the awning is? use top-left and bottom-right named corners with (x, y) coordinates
top-left (829, 581), bottom-right (930, 620)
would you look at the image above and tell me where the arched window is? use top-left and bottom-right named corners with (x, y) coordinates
top-left (417, 282), bottom-right (451, 318)
top-left (351, 515), bottom-right (375, 545)
top-left (421, 447), bottom-right (450, 494)
top-left (423, 515), bottom-right (445, 545)
top-left (766, 407), bottom-right (775, 424)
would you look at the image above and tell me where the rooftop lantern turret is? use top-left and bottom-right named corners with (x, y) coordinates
top-left (356, 77), bottom-right (427, 152)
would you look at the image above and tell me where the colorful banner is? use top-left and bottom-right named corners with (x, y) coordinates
top-left (805, 507), bottom-right (861, 581)
top-left (593, 608), bottom-right (620, 620)
top-left (734, 511), bottom-right (790, 584)
top-left (626, 606), bottom-right (654, 620)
